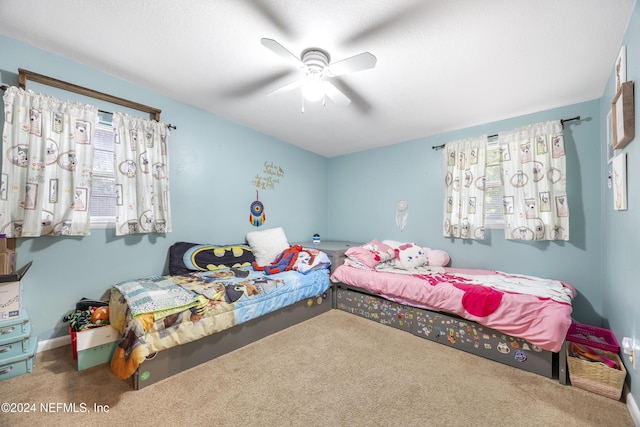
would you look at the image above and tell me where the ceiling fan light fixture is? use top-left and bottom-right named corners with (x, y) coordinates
top-left (302, 76), bottom-right (325, 102)
top-left (301, 49), bottom-right (329, 102)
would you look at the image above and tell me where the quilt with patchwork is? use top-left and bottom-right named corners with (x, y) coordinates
top-left (110, 265), bottom-right (330, 379)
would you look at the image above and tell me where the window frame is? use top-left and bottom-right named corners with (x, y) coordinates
top-left (90, 116), bottom-right (116, 229)
top-left (483, 137), bottom-right (505, 229)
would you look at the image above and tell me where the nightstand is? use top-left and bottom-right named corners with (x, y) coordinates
top-left (295, 241), bottom-right (362, 309)
top-left (295, 240), bottom-right (361, 274)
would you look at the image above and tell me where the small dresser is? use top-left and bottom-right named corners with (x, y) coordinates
top-left (0, 309), bottom-right (37, 380)
top-left (295, 241), bottom-right (362, 308)
top-left (295, 240), bottom-right (361, 274)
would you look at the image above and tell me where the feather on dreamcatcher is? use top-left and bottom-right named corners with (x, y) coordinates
top-left (250, 191), bottom-right (266, 227)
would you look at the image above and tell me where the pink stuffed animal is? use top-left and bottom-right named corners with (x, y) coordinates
top-left (424, 248), bottom-right (450, 267)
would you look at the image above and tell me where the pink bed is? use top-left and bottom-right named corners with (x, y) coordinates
top-left (331, 265), bottom-right (575, 353)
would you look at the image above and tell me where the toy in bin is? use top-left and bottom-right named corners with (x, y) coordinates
top-left (568, 342), bottom-right (620, 369)
top-left (63, 298), bottom-right (110, 333)
top-left (64, 298), bottom-right (117, 369)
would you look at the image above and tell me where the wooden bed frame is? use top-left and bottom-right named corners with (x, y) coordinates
top-left (334, 282), bottom-right (568, 385)
top-left (129, 289), bottom-right (332, 390)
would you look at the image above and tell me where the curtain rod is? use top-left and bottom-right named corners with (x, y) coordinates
top-left (431, 115), bottom-right (581, 150)
top-left (2, 70), bottom-right (176, 130)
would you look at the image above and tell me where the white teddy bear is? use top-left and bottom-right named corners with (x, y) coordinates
top-left (382, 240), bottom-right (450, 269)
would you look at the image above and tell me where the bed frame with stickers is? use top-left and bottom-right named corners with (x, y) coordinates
top-left (333, 282), bottom-right (568, 384)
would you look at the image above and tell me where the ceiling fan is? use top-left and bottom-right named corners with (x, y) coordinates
top-left (260, 38), bottom-right (377, 111)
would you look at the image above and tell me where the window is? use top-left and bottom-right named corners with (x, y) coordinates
top-left (483, 138), bottom-right (504, 229)
top-left (90, 113), bottom-right (115, 228)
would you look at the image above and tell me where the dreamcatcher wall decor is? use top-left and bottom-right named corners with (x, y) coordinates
top-left (249, 161), bottom-right (284, 227)
top-left (250, 191), bottom-right (266, 227)
top-left (396, 199), bottom-right (408, 231)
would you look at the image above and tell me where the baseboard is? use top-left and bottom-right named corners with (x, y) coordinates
top-left (37, 335), bottom-right (70, 353)
top-left (624, 383), bottom-right (640, 427)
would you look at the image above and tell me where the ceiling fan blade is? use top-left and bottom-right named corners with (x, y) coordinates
top-left (329, 52), bottom-right (377, 76)
top-left (220, 70), bottom-right (293, 97)
top-left (329, 77), bottom-right (373, 114)
top-left (267, 79), bottom-right (303, 95)
top-left (248, 1), bottom-right (293, 36)
top-left (322, 81), bottom-right (351, 106)
top-left (261, 38), bottom-right (303, 67)
top-left (343, 2), bottom-right (430, 44)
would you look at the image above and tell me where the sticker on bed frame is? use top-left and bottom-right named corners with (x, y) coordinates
top-left (497, 342), bottom-right (510, 354)
top-left (336, 289), bottom-right (415, 329)
top-left (514, 350), bottom-right (527, 362)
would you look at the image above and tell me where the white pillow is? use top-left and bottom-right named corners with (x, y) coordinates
top-left (246, 227), bottom-right (290, 266)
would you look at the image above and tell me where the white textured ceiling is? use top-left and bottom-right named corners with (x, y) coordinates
top-left (0, 0), bottom-right (636, 157)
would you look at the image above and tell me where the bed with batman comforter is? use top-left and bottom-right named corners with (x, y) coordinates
top-left (109, 241), bottom-right (331, 389)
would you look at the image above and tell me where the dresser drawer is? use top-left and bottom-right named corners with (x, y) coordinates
top-left (71, 326), bottom-right (121, 370)
top-left (0, 336), bottom-right (37, 381)
top-left (0, 335), bottom-right (34, 360)
top-left (77, 341), bottom-right (119, 371)
top-left (0, 309), bottom-right (30, 342)
top-left (75, 325), bottom-right (120, 351)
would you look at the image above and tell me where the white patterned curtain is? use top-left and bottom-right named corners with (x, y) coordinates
top-left (442, 136), bottom-right (488, 240)
top-left (112, 112), bottom-right (171, 236)
top-left (498, 120), bottom-right (569, 241)
top-left (0, 87), bottom-right (98, 236)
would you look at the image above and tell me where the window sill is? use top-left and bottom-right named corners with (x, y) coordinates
top-left (90, 219), bottom-right (115, 230)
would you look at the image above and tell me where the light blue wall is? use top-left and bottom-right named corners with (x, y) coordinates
top-left (328, 100), bottom-right (603, 324)
top-left (601, 1), bottom-right (640, 404)
top-left (0, 35), bottom-right (329, 340)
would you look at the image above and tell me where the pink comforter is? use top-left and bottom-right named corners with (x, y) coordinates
top-left (331, 266), bottom-right (575, 352)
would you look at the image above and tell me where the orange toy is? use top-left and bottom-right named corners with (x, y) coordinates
top-left (91, 306), bottom-right (109, 324)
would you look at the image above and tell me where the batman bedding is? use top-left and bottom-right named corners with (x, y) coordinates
top-left (109, 242), bottom-right (331, 380)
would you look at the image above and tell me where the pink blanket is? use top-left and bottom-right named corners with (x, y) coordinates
top-left (331, 266), bottom-right (575, 352)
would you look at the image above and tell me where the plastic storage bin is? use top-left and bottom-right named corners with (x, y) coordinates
top-left (0, 337), bottom-right (37, 380)
top-left (71, 325), bottom-right (120, 370)
top-left (566, 322), bottom-right (620, 353)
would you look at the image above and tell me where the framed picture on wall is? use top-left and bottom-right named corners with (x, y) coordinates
top-left (607, 109), bottom-right (615, 163)
top-left (612, 81), bottom-right (635, 149)
top-left (612, 152), bottom-right (627, 211)
top-left (615, 45), bottom-right (626, 95)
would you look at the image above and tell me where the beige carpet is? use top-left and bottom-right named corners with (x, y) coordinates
top-left (0, 310), bottom-right (633, 427)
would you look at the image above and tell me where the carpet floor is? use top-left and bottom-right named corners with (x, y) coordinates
top-left (0, 310), bottom-right (634, 426)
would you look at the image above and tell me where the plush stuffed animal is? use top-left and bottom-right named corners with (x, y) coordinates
top-left (391, 242), bottom-right (428, 269)
top-left (382, 240), bottom-right (450, 269)
top-left (424, 248), bottom-right (450, 267)
top-left (253, 245), bottom-right (314, 275)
